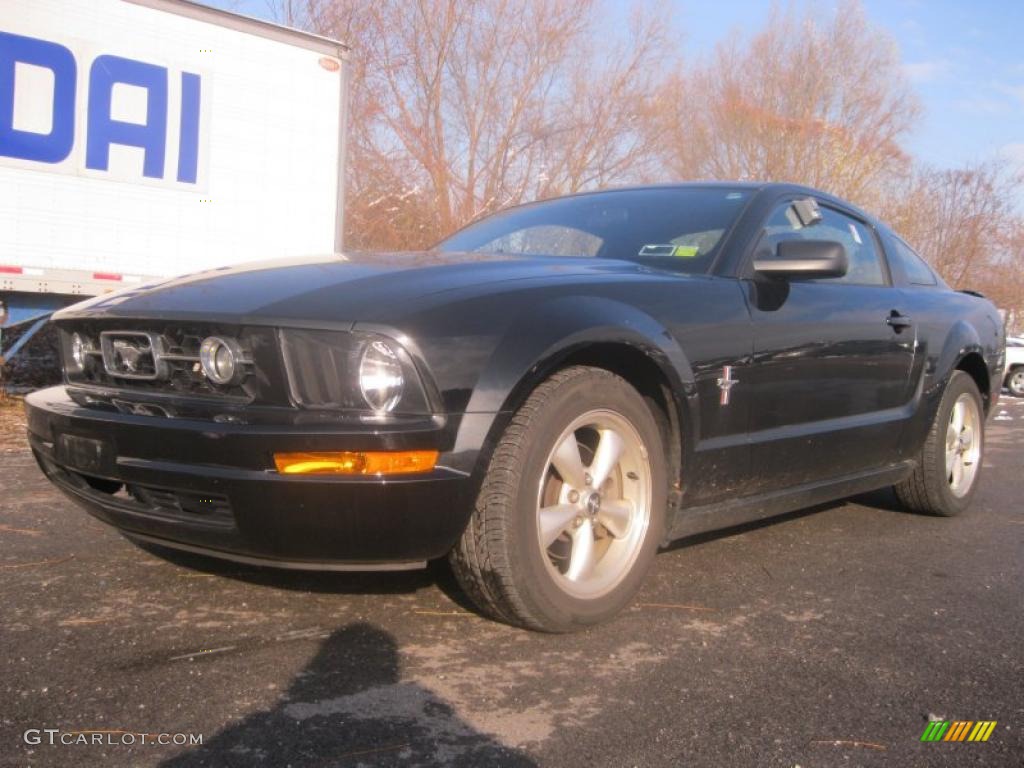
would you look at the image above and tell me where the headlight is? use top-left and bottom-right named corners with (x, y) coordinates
top-left (200, 336), bottom-right (243, 385)
top-left (280, 329), bottom-right (432, 416)
top-left (359, 340), bottom-right (404, 412)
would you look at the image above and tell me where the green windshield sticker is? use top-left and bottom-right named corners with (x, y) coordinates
top-left (673, 245), bottom-right (699, 258)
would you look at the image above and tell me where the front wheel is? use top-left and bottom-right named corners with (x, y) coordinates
top-left (894, 370), bottom-right (984, 516)
top-left (1007, 367), bottom-right (1024, 397)
top-left (449, 366), bottom-right (667, 632)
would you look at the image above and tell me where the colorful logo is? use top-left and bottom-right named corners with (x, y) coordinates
top-left (920, 721), bottom-right (997, 742)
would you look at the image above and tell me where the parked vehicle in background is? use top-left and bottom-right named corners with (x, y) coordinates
top-left (1005, 337), bottom-right (1024, 397)
top-left (25, 182), bottom-right (1005, 631)
top-left (0, 0), bottom-right (348, 366)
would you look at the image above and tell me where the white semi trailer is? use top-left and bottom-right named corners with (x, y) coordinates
top-left (0, 0), bottom-right (348, 361)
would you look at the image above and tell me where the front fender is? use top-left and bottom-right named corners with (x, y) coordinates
top-left (465, 295), bottom-right (695, 414)
top-left (448, 295), bottom-right (695, 481)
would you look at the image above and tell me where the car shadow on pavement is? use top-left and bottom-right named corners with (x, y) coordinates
top-left (848, 485), bottom-right (907, 513)
top-left (130, 538), bottom-right (486, 614)
top-left (160, 621), bottom-right (536, 767)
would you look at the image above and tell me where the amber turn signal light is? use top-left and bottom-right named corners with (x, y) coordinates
top-left (273, 450), bottom-right (438, 476)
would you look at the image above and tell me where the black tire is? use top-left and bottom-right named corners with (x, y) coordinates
top-left (894, 370), bottom-right (984, 517)
top-left (449, 366), bottom-right (667, 632)
top-left (1006, 366), bottom-right (1024, 397)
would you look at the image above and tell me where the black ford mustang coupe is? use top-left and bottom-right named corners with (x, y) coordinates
top-left (26, 183), bottom-right (1005, 631)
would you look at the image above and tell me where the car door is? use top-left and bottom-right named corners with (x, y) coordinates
top-left (742, 198), bottom-right (916, 489)
top-left (657, 275), bottom-right (757, 504)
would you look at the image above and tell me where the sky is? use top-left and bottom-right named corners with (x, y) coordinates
top-left (211, 0), bottom-right (1024, 174)
top-left (668, 0), bottom-right (1024, 172)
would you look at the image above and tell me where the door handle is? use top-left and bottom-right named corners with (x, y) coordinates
top-left (886, 310), bottom-right (912, 330)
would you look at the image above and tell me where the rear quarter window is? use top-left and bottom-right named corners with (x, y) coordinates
top-left (888, 237), bottom-right (938, 286)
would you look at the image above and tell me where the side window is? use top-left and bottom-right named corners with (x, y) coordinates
top-left (760, 201), bottom-right (886, 285)
top-left (888, 238), bottom-right (937, 286)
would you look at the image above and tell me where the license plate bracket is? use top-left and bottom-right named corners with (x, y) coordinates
top-left (56, 434), bottom-right (114, 475)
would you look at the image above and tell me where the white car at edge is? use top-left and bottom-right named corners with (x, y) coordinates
top-left (1006, 337), bottom-right (1024, 396)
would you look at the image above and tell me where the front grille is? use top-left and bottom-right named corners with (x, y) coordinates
top-left (101, 331), bottom-right (158, 379)
top-left (59, 321), bottom-right (284, 403)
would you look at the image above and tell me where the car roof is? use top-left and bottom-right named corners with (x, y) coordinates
top-left (527, 181), bottom-right (881, 227)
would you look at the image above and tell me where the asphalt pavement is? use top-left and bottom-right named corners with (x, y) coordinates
top-left (1, 397), bottom-right (1022, 767)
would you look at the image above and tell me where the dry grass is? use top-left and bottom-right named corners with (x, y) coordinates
top-left (0, 394), bottom-right (27, 450)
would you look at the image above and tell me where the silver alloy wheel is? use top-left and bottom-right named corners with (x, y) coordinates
top-left (1010, 369), bottom-right (1024, 395)
top-left (536, 409), bottom-right (652, 599)
top-left (945, 393), bottom-right (981, 498)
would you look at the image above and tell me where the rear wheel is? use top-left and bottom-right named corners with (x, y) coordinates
top-left (1007, 367), bottom-right (1024, 397)
top-left (894, 371), bottom-right (984, 516)
top-left (449, 366), bottom-right (667, 632)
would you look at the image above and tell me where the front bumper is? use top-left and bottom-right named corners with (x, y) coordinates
top-left (25, 386), bottom-right (475, 570)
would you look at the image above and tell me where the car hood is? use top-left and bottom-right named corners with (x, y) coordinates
top-left (53, 251), bottom-right (647, 326)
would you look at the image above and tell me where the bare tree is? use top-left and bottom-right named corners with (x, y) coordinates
top-left (993, 222), bottom-right (1024, 335)
top-left (884, 164), bottom-right (1016, 285)
top-left (881, 162), bottom-right (1024, 331)
top-left (661, 1), bottom-right (920, 209)
top-left (270, 0), bottom-right (674, 249)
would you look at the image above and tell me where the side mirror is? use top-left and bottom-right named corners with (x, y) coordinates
top-left (753, 239), bottom-right (848, 279)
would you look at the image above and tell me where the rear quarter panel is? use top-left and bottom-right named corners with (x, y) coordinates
top-left (895, 286), bottom-right (1003, 458)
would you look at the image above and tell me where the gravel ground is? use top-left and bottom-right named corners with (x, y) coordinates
top-left (1, 396), bottom-right (1022, 767)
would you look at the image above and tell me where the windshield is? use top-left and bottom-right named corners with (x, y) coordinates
top-left (436, 187), bottom-right (753, 273)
